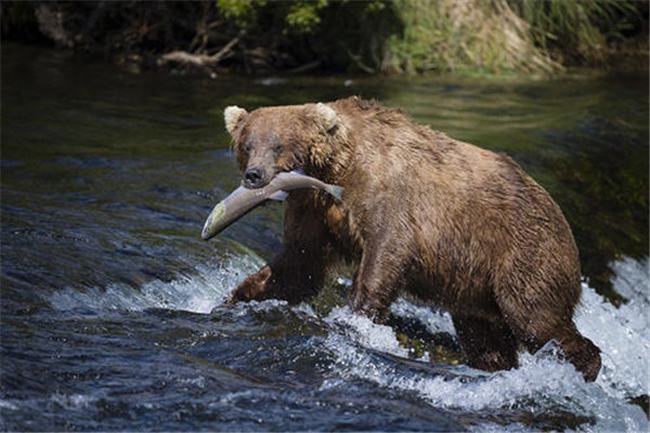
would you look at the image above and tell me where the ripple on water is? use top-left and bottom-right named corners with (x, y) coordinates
top-left (15, 255), bottom-right (650, 432)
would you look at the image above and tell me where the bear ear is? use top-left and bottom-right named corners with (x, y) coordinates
top-left (310, 102), bottom-right (338, 132)
top-left (224, 106), bottom-right (248, 135)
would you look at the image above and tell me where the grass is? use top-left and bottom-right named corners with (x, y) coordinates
top-left (517, 0), bottom-right (642, 64)
top-left (381, 0), bottom-right (646, 75)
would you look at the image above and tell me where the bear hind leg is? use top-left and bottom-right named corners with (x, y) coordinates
top-left (495, 289), bottom-right (601, 382)
top-left (452, 314), bottom-right (519, 372)
top-left (554, 327), bottom-right (601, 382)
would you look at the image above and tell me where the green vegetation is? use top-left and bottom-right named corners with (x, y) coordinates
top-left (383, 0), bottom-right (560, 74)
top-left (1, 0), bottom-right (647, 75)
top-left (517, 0), bottom-right (643, 64)
top-left (383, 0), bottom-right (647, 74)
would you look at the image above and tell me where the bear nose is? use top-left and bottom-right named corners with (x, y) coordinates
top-left (244, 167), bottom-right (265, 188)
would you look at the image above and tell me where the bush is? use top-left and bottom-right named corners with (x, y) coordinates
top-left (1, 0), bottom-right (647, 75)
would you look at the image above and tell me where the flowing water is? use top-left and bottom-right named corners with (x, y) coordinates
top-left (1, 43), bottom-right (648, 432)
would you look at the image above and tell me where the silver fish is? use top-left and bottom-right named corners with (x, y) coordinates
top-left (201, 171), bottom-right (344, 240)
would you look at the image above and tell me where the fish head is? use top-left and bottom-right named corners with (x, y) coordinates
top-left (223, 103), bottom-right (339, 188)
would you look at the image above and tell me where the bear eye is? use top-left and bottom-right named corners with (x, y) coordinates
top-left (273, 144), bottom-right (283, 153)
top-left (242, 142), bottom-right (253, 153)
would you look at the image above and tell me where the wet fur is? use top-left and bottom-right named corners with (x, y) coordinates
top-left (225, 97), bottom-right (601, 381)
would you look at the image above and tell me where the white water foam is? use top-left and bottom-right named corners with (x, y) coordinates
top-left (325, 306), bottom-right (410, 358)
top-left (576, 257), bottom-right (650, 400)
top-left (0, 400), bottom-right (18, 411)
top-left (50, 393), bottom-right (97, 410)
top-left (322, 256), bottom-right (650, 433)
top-left (49, 254), bottom-right (263, 314)
top-left (45, 250), bottom-right (649, 431)
top-left (390, 298), bottom-right (456, 335)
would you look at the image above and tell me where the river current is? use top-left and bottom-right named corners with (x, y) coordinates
top-left (1, 43), bottom-right (648, 431)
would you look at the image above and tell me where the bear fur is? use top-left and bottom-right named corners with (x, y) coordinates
top-left (223, 96), bottom-right (601, 381)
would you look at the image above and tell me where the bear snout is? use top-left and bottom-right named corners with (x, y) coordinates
top-left (244, 167), bottom-right (269, 189)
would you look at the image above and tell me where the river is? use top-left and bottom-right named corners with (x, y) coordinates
top-left (1, 43), bottom-right (648, 431)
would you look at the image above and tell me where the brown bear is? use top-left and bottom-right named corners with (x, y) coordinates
top-left (221, 96), bottom-right (601, 382)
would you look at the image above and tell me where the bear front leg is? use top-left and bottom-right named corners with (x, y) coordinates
top-left (227, 192), bottom-right (332, 305)
top-left (227, 264), bottom-right (273, 303)
top-left (349, 236), bottom-right (407, 322)
top-left (227, 246), bottom-right (328, 304)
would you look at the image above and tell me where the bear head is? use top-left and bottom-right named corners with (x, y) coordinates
top-left (223, 102), bottom-right (339, 188)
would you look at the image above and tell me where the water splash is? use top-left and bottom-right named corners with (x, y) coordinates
top-left (322, 257), bottom-right (649, 433)
top-left (576, 257), bottom-right (650, 400)
top-left (42, 253), bottom-right (649, 432)
top-left (325, 306), bottom-right (409, 358)
top-left (390, 298), bottom-right (455, 335)
top-left (48, 254), bottom-right (263, 314)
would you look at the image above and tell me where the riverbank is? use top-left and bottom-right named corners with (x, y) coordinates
top-left (2, 0), bottom-right (648, 77)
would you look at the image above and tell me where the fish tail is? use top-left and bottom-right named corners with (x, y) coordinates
top-left (326, 185), bottom-right (344, 202)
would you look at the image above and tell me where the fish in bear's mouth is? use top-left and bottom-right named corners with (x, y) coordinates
top-left (201, 170), bottom-right (344, 241)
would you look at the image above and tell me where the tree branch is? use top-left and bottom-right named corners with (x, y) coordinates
top-left (158, 30), bottom-right (244, 68)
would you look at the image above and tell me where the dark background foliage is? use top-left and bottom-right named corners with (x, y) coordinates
top-left (2, 0), bottom-right (647, 75)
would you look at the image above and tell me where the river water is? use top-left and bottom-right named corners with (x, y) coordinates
top-left (1, 43), bottom-right (648, 431)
